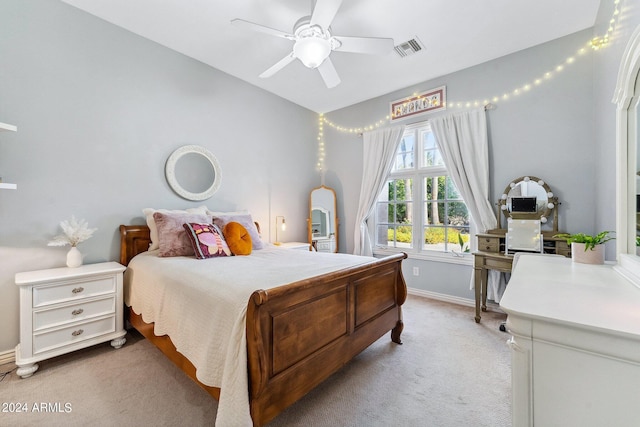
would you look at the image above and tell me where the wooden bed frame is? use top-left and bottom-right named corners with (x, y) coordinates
top-left (119, 224), bottom-right (407, 426)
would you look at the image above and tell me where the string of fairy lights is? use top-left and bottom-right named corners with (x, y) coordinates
top-left (316, 0), bottom-right (623, 172)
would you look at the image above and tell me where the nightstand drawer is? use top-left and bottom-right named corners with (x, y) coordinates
top-left (33, 316), bottom-right (116, 355)
top-left (33, 276), bottom-right (116, 308)
top-left (478, 236), bottom-right (500, 252)
top-left (33, 296), bottom-right (116, 331)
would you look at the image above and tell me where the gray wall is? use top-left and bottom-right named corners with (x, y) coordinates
top-left (0, 0), bottom-right (318, 353)
top-left (323, 29), bottom-right (599, 300)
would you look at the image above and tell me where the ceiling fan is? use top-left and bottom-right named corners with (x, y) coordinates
top-left (231, 0), bottom-right (394, 88)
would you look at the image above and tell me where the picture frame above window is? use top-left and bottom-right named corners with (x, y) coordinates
top-left (390, 86), bottom-right (446, 122)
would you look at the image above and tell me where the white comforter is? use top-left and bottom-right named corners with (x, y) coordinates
top-left (124, 246), bottom-right (374, 426)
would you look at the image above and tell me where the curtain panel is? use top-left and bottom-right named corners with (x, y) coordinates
top-left (353, 125), bottom-right (405, 256)
top-left (430, 108), bottom-right (502, 300)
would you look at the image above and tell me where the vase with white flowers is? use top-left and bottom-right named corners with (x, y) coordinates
top-left (48, 216), bottom-right (97, 267)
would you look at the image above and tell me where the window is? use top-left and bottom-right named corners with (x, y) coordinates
top-left (375, 122), bottom-right (471, 259)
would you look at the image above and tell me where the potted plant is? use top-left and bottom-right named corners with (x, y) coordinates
top-left (553, 231), bottom-right (614, 265)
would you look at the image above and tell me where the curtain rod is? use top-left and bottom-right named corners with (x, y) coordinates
top-left (354, 103), bottom-right (496, 137)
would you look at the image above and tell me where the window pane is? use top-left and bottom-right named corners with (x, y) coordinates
top-left (376, 178), bottom-right (413, 248)
top-left (377, 225), bottom-right (391, 247)
top-left (423, 225), bottom-right (447, 251)
top-left (390, 178), bottom-right (413, 202)
top-left (394, 135), bottom-right (415, 171)
top-left (402, 135), bottom-right (415, 152)
top-left (395, 224), bottom-right (413, 248)
top-left (452, 226), bottom-right (471, 253)
top-left (447, 202), bottom-right (469, 227)
top-left (424, 201), bottom-right (445, 225)
top-left (396, 202), bottom-right (412, 223)
top-left (445, 177), bottom-right (462, 199)
top-left (423, 149), bottom-right (443, 167)
top-left (422, 130), bottom-right (436, 150)
top-left (377, 225), bottom-right (413, 249)
top-left (376, 203), bottom-right (392, 223)
top-left (424, 176), bottom-right (445, 201)
top-left (422, 131), bottom-right (444, 167)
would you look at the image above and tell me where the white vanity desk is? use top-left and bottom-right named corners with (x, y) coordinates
top-left (500, 254), bottom-right (640, 427)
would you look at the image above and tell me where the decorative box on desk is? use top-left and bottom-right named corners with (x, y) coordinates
top-left (14, 262), bottom-right (127, 378)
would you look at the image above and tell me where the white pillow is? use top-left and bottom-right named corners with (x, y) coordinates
top-left (143, 206), bottom-right (208, 250)
top-left (212, 213), bottom-right (265, 250)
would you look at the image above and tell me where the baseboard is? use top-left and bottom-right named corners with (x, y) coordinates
top-left (407, 287), bottom-right (504, 313)
top-left (0, 348), bottom-right (15, 366)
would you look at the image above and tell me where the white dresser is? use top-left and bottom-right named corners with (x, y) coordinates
top-left (315, 238), bottom-right (336, 252)
top-left (500, 255), bottom-right (640, 427)
top-left (15, 262), bottom-right (127, 378)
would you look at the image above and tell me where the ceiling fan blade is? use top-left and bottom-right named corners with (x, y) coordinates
top-left (310, 0), bottom-right (343, 28)
top-left (259, 52), bottom-right (296, 78)
top-left (231, 18), bottom-right (294, 40)
top-left (317, 57), bottom-right (341, 88)
top-left (333, 36), bottom-right (394, 55)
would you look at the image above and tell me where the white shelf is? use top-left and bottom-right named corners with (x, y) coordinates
top-left (0, 122), bottom-right (17, 132)
top-left (0, 183), bottom-right (17, 190)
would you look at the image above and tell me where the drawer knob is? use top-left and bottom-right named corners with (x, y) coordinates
top-left (71, 308), bottom-right (84, 316)
top-left (71, 287), bottom-right (84, 294)
top-left (485, 246), bottom-right (491, 250)
top-left (71, 329), bottom-right (84, 337)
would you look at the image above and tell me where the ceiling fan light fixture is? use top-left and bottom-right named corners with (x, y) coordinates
top-left (294, 36), bottom-right (332, 68)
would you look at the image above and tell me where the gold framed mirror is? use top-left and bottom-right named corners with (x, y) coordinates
top-left (308, 185), bottom-right (338, 253)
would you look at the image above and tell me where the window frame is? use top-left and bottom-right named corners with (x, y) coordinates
top-left (373, 121), bottom-right (473, 265)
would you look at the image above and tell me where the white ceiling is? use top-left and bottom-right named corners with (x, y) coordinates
top-left (61, 0), bottom-right (601, 113)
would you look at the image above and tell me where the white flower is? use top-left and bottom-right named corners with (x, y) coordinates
top-left (48, 216), bottom-right (97, 247)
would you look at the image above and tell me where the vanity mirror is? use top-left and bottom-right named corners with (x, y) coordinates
top-left (497, 176), bottom-right (558, 232)
top-left (308, 185), bottom-right (338, 253)
top-left (165, 145), bottom-right (221, 201)
top-left (614, 25), bottom-right (640, 260)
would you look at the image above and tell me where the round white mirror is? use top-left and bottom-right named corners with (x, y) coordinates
top-left (165, 145), bottom-right (221, 201)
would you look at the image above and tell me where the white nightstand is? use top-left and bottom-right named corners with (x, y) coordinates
top-left (278, 242), bottom-right (311, 250)
top-left (14, 261), bottom-right (127, 378)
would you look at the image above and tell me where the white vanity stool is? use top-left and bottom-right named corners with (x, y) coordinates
top-left (14, 262), bottom-right (127, 378)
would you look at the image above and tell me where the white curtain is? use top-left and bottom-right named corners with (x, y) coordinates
top-left (353, 125), bottom-right (405, 256)
top-left (430, 108), bottom-right (503, 300)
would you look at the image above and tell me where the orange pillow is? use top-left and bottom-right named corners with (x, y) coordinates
top-left (223, 222), bottom-right (252, 255)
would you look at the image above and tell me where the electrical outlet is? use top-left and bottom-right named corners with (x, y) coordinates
top-left (412, 267), bottom-right (419, 276)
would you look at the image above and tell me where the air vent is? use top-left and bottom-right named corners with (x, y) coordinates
top-left (394, 37), bottom-right (424, 58)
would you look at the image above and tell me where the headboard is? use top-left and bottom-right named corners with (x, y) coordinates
top-left (119, 224), bottom-right (151, 266)
top-left (119, 222), bottom-right (262, 266)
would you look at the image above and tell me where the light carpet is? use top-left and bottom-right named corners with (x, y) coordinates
top-left (0, 296), bottom-right (510, 426)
